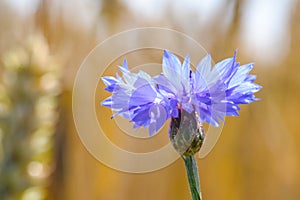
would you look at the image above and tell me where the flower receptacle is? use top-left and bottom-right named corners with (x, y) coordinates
top-left (169, 109), bottom-right (205, 156)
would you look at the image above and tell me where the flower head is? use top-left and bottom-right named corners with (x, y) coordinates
top-left (101, 50), bottom-right (261, 138)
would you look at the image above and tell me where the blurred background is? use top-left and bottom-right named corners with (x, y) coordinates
top-left (0, 0), bottom-right (300, 199)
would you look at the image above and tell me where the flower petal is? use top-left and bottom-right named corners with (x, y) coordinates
top-left (101, 76), bottom-right (119, 92)
top-left (228, 63), bottom-right (254, 88)
top-left (182, 54), bottom-right (191, 80)
top-left (148, 104), bottom-right (168, 136)
top-left (162, 50), bottom-right (184, 91)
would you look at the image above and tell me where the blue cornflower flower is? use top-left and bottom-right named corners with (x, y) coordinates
top-left (101, 50), bottom-right (261, 138)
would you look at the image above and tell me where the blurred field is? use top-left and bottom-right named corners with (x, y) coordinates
top-left (0, 0), bottom-right (300, 199)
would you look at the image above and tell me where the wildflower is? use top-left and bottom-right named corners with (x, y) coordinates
top-left (101, 50), bottom-right (261, 153)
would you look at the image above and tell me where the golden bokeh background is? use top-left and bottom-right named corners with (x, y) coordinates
top-left (0, 0), bottom-right (300, 199)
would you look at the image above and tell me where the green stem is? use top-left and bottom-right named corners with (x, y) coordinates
top-left (183, 155), bottom-right (202, 200)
